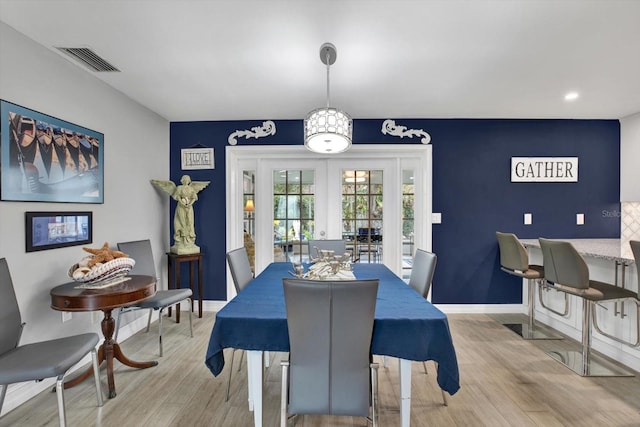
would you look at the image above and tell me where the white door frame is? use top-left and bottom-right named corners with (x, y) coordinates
top-left (226, 144), bottom-right (432, 301)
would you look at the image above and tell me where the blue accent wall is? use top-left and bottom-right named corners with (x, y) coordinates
top-left (170, 118), bottom-right (620, 304)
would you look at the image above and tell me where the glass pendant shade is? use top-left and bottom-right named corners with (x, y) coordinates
top-left (304, 107), bottom-right (353, 154)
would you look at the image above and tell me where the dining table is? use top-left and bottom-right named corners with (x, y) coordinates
top-left (205, 262), bottom-right (460, 427)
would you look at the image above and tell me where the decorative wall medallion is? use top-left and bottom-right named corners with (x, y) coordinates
top-left (381, 119), bottom-right (431, 144)
top-left (228, 120), bottom-right (276, 145)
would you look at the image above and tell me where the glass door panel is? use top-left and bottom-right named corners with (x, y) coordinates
top-left (242, 170), bottom-right (256, 272)
top-left (273, 169), bottom-right (316, 264)
top-left (402, 169), bottom-right (415, 280)
top-left (341, 169), bottom-right (383, 263)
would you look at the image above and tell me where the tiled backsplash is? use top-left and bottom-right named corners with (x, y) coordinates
top-left (622, 202), bottom-right (640, 240)
top-left (622, 202), bottom-right (640, 259)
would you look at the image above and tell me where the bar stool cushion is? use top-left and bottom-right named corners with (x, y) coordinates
top-left (502, 264), bottom-right (544, 280)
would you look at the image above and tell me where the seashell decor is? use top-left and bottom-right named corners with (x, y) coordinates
top-left (68, 242), bottom-right (135, 284)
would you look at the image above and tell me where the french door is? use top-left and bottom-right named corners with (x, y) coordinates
top-left (226, 145), bottom-right (431, 299)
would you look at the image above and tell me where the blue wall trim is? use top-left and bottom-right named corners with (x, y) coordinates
top-left (170, 118), bottom-right (620, 304)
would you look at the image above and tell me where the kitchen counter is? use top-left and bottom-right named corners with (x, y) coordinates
top-left (520, 238), bottom-right (636, 263)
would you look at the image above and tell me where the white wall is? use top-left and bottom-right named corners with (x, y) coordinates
top-left (621, 111), bottom-right (640, 201)
top-left (0, 22), bottom-right (170, 413)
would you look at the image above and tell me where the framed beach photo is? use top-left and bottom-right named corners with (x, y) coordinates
top-left (1, 100), bottom-right (104, 203)
top-left (25, 211), bottom-right (93, 252)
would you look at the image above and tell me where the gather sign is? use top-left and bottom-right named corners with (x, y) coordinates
top-left (511, 157), bottom-right (578, 182)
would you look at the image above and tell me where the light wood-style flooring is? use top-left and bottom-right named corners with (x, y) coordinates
top-left (2, 312), bottom-right (640, 426)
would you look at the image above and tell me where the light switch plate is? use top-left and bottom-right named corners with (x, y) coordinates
top-left (432, 213), bottom-right (442, 224)
top-left (576, 213), bottom-right (585, 225)
top-left (524, 213), bottom-right (532, 225)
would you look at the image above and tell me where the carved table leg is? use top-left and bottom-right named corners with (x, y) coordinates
top-left (62, 308), bottom-right (157, 399)
top-left (102, 309), bottom-right (117, 397)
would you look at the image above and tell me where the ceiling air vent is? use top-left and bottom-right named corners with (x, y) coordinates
top-left (56, 47), bottom-right (120, 72)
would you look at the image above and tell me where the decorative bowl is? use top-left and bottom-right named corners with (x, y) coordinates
top-left (68, 257), bottom-right (136, 284)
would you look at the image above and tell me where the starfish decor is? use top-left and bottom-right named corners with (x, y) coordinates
top-left (82, 242), bottom-right (129, 267)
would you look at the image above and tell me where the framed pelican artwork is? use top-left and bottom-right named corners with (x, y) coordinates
top-left (1, 100), bottom-right (104, 203)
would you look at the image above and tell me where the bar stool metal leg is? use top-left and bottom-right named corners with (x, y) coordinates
top-left (504, 278), bottom-right (563, 340)
top-left (546, 299), bottom-right (634, 376)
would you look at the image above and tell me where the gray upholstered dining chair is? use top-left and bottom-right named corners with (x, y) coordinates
top-left (539, 238), bottom-right (638, 376)
top-left (224, 247), bottom-right (255, 401)
top-left (307, 239), bottom-right (347, 259)
top-left (496, 232), bottom-right (563, 340)
top-left (116, 240), bottom-right (193, 357)
top-left (280, 278), bottom-right (379, 427)
top-left (407, 249), bottom-right (448, 406)
top-left (0, 258), bottom-right (103, 427)
top-left (409, 248), bottom-right (437, 300)
top-left (226, 247), bottom-right (254, 294)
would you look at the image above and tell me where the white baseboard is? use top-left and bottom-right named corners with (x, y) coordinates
top-left (434, 303), bottom-right (526, 314)
top-left (202, 299), bottom-right (226, 313)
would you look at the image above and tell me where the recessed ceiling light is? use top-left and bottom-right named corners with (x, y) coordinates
top-left (564, 92), bottom-right (579, 101)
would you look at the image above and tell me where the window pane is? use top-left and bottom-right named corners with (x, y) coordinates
top-left (402, 169), bottom-right (415, 280)
top-left (342, 169), bottom-right (383, 263)
top-left (301, 195), bottom-right (315, 219)
top-left (243, 170), bottom-right (256, 272)
top-left (273, 169), bottom-right (314, 264)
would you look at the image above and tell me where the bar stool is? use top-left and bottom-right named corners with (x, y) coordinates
top-left (539, 238), bottom-right (637, 376)
top-left (631, 240), bottom-right (640, 278)
top-left (496, 232), bottom-right (562, 339)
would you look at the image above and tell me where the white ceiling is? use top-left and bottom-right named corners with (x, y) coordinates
top-left (1, 0), bottom-right (639, 122)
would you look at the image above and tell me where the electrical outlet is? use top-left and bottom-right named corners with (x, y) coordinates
top-left (61, 311), bottom-right (72, 322)
top-left (524, 213), bottom-right (532, 225)
top-left (432, 213), bottom-right (442, 224)
top-left (576, 213), bottom-right (585, 225)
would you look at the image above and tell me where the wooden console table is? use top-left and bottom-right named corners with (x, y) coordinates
top-left (167, 252), bottom-right (203, 322)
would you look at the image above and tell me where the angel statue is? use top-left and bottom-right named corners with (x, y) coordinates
top-left (151, 175), bottom-right (210, 255)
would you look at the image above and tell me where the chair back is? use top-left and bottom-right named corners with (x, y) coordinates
top-left (496, 232), bottom-right (529, 271)
top-left (283, 278), bottom-right (378, 417)
top-left (226, 247), bottom-right (253, 292)
top-left (307, 239), bottom-right (347, 258)
top-left (117, 239), bottom-right (156, 277)
top-left (408, 249), bottom-right (437, 298)
top-left (539, 238), bottom-right (589, 289)
top-left (0, 258), bottom-right (23, 356)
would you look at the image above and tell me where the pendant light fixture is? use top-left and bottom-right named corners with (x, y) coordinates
top-left (304, 43), bottom-right (353, 154)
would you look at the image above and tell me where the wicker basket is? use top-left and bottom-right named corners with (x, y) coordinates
top-left (69, 257), bottom-right (136, 284)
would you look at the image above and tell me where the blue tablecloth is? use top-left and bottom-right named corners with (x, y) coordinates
top-left (205, 262), bottom-right (460, 395)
